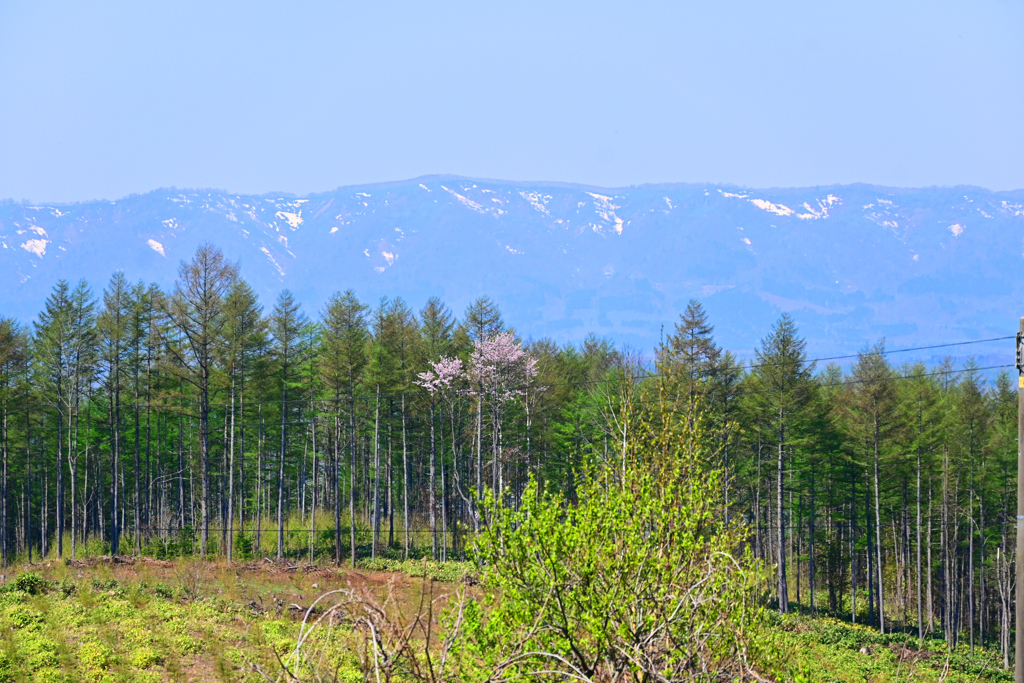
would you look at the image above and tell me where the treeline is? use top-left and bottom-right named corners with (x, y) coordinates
top-left (0, 244), bottom-right (1017, 658)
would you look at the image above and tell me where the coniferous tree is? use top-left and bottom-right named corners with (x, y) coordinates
top-left (99, 273), bottom-right (133, 554)
top-left (747, 313), bottom-right (815, 614)
top-left (320, 290), bottom-right (368, 565)
top-left (419, 297), bottom-right (455, 559)
top-left (270, 289), bottom-right (307, 560)
top-left (461, 297), bottom-right (504, 526)
top-left (0, 318), bottom-right (28, 565)
top-left (166, 245), bottom-right (237, 552)
top-left (221, 279), bottom-right (265, 561)
top-left (847, 343), bottom-right (898, 632)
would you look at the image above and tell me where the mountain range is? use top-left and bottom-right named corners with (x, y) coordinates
top-left (2, 176), bottom-right (1023, 365)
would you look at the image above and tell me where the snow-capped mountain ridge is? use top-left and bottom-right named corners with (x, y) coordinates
top-left (2, 177), bottom-right (1022, 361)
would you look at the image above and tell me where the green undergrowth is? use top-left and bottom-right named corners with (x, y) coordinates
top-left (0, 564), bottom-right (1012, 683)
top-left (763, 612), bottom-right (1011, 682)
top-left (357, 557), bottom-right (472, 583)
top-left (0, 569), bottom-right (360, 683)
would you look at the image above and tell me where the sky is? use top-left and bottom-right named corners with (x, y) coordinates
top-left (1, 0), bottom-right (1022, 203)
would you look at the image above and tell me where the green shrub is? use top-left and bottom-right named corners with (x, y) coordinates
top-left (14, 572), bottom-right (49, 596)
top-left (5, 605), bottom-right (45, 629)
top-left (90, 578), bottom-right (118, 593)
top-left (453, 398), bottom-right (769, 683)
top-left (77, 640), bottom-right (112, 672)
top-left (129, 646), bottom-right (163, 669)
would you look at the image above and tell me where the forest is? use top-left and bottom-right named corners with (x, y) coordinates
top-left (0, 244), bottom-right (1017, 664)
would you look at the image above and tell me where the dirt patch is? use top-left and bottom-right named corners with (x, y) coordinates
top-left (888, 643), bottom-right (933, 664)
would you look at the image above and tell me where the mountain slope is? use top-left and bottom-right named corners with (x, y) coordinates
top-left (2, 177), bottom-right (1022, 361)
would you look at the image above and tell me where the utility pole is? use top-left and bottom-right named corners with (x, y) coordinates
top-left (1016, 318), bottom-right (1024, 683)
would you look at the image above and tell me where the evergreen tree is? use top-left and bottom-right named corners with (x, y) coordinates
top-left (270, 289), bottom-right (307, 560)
top-left (847, 342), bottom-right (898, 632)
top-left (747, 313), bottom-right (815, 614)
top-left (0, 318), bottom-right (28, 565)
top-left (221, 279), bottom-right (265, 561)
top-left (320, 289), bottom-right (368, 565)
top-left (166, 244), bottom-right (238, 551)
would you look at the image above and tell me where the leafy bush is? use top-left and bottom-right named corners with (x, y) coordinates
top-left (359, 557), bottom-right (470, 583)
top-left (452, 378), bottom-right (770, 683)
top-left (14, 572), bottom-right (49, 596)
top-left (130, 646), bottom-right (163, 669)
top-left (89, 577), bottom-right (117, 593)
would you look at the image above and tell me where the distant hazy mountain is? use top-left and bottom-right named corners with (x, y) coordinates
top-left (2, 176), bottom-right (1022, 363)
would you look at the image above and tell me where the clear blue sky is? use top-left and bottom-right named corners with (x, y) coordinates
top-left (1, 0), bottom-right (1021, 203)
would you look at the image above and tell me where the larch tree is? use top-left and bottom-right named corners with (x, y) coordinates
top-left (166, 244), bottom-right (238, 552)
top-left (848, 343), bottom-right (898, 633)
top-left (270, 289), bottom-right (307, 560)
top-left (98, 273), bottom-right (133, 555)
top-left (0, 318), bottom-right (28, 566)
top-left (221, 279), bottom-right (265, 561)
top-left (747, 313), bottom-right (815, 614)
top-left (34, 280), bottom-right (95, 558)
top-left (460, 297), bottom-right (504, 527)
top-left (418, 297), bottom-right (455, 559)
top-left (319, 289), bottom-right (368, 566)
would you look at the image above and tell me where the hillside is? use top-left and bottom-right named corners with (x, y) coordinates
top-left (2, 177), bottom-right (1023, 359)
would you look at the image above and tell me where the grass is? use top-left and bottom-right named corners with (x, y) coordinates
top-left (0, 558), bottom-right (1011, 682)
top-left (765, 612), bottom-right (1012, 682)
top-left (0, 556), bottom-right (465, 682)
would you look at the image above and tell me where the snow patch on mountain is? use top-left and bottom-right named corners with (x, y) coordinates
top-left (260, 246), bottom-right (285, 277)
top-left (750, 198), bottom-right (795, 217)
top-left (587, 193), bottom-right (624, 234)
top-left (276, 211), bottom-right (303, 228)
top-left (797, 195), bottom-right (840, 220)
top-left (21, 238), bottom-right (48, 257)
top-left (519, 191), bottom-right (551, 215)
top-left (442, 185), bottom-right (485, 214)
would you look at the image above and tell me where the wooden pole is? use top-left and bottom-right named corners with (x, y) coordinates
top-left (1015, 317), bottom-right (1023, 683)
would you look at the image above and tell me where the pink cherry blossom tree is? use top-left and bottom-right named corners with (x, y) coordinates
top-left (468, 332), bottom-right (538, 510)
top-left (417, 356), bottom-right (472, 543)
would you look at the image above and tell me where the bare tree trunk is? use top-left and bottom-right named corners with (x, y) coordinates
top-left (777, 415), bottom-right (788, 614)
top-left (917, 404), bottom-right (923, 643)
top-left (429, 397), bottom-right (437, 560)
top-left (372, 385), bottom-right (380, 559)
top-left (277, 378), bottom-right (287, 561)
top-left (309, 412), bottom-right (317, 565)
top-left (874, 418), bottom-right (885, 633)
top-left (402, 393), bottom-right (409, 560)
top-left (256, 403), bottom-right (263, 554)
top-left (227, 376), bottom-right (236, 562)
top-left (475, 385), bottom-right (483, 531)
top-left (809, 469), bottom-right (816, 614)
top-left (350, 389), bottom-right (356, 567)
top-left (928, 487), bottom-right (934, 632)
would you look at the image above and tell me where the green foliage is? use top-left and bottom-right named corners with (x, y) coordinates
top-left (90, 577), bottom-right (119, 593)
top-left (359, 557), bottom-right (470, 583)
top-left (454, 375), bottom-right (770, 682)
top-left (14, 572), bottom-right (50, 596)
